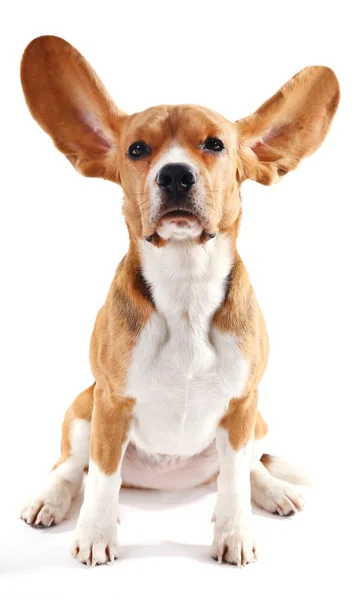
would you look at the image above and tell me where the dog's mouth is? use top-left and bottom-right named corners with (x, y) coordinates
top-left (146, 207), bottom-right (215, 243)
top-left (158, 208), bottom-right (201, 228)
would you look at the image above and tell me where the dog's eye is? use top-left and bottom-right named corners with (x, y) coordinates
top-left (203, 138), bottom-right (225, 152)
top-left (128, 141), bottom-right (152, 159)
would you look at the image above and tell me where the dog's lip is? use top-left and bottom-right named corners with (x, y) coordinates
top-left (157, 208), bottom-right (201, 223)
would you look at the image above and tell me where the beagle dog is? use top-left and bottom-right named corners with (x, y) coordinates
top-left (20, 36), bottom-right (339, 567)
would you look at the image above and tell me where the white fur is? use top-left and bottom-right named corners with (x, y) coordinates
top-left (55, 418), bottom-right (90, 482)
top-left (21, 418), bottom-right (90, 526)
top-left (211, 429), bottom-right (256, 566)
top-left (260, 455), bottom-right (313, 485)
top-left (148, 145), bottom-right (196, 221)
top-left (126, 233), bottom-right (249, 457)
top-left (156, 217), bottom-right (203, 240)
top-left (122, 441), bottom-right (219, 490)
top-left (251, 462), bottom-right (305, 515)
top-left (20, 471), bottom-right (78, 527)
top-left (72, 459), bottom-right (123, 566)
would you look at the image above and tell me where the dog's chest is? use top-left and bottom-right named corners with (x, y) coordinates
top-left (125, 236), bottom-right (249, 456)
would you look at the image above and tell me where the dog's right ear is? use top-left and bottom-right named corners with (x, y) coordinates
top-left (236, 66), bottom-right (340, 185)
top-left (21, 36), bottom-right (127, 183)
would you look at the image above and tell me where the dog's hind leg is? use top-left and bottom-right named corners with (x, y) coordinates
top-left (250, 414), bottom-right (306, 516)
top-left (21, 384), bottom-right (94, 527)
top-left (251, 460), bottom-right (306, 516)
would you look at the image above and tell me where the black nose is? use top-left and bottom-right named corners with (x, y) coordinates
top-left (156, 163), bottom-right (196, 195)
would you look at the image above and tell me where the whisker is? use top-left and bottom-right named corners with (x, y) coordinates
top-left (138, 199), bottom-right (150, 209)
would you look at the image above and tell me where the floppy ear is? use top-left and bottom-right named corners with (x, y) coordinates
top-left (237, 66), bottom-right (340, 185)
top-left (21, 35), bottom-right (126, 183)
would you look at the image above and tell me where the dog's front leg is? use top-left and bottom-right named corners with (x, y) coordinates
top-left (72, 385), bottom-right (134, 566)
top-left (211, 390), bottom-right (258, 567)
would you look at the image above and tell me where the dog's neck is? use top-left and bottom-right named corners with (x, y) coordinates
top-left (138, 232), bottom-right (235, 332)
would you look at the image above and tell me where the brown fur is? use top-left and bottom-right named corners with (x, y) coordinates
top-left (220, 390), bottom-right (259, 450)
top-left (89, 240), bottom-right (153, 392)
top-left (20, 36), bottom-right (125, 182)
top-left (91, 387), bottom-right (134, 476)
top-left (238, 66), bottom-right (340, 184)
top-left (21, 36), bottom-right (339, 476)
top-left (255, 411), bottom-right (269, 440)
top-left (213, 251), bottom-right (269, 449)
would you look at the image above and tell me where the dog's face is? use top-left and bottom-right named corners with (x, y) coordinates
top-left (21, 36), bottom-right (340, 245)
top-left (120, 105), bottom-right (240, 242)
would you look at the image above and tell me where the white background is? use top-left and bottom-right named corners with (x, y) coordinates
top-left (1, 1), bottom-right (359, 598)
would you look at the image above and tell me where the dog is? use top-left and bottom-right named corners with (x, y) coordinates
top-left (19, 35), bottom-right (339, 567)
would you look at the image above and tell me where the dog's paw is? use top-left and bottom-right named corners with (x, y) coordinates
top-left (21, 480), bottom-right (72, 527)
top-left (211, 524), bottom-right (257, 567)
top-left (253, 479), bottom-right (305, 516)
top-left (72, 524), bottom-right (120, 566)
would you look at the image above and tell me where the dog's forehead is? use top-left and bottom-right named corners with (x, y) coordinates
top-left (125, 104), bottom-right (233, 141)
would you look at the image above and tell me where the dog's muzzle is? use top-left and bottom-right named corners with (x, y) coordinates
top-left (144, 162), bottom-right (216, 244)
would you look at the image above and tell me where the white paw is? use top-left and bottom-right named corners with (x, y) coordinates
top-left (72, 522), bottom-right (120, 566)
top-left (254, 479), bottom-right (305, 516)
top-left (21, 478), bottom-right (72, 527)
top-left (211, 523), bottom-right (257, 567)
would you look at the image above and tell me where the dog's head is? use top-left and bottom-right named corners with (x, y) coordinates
top-left (21, 36), bottom-right (339, 245)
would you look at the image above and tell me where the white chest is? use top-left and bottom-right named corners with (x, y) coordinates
top-left (125, 235), bottom-right (249, 457)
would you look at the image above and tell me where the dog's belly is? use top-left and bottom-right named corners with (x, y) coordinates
top-left (126, 314), bottom-right (249, 457)
top-left (122, 441), bottom-right (219, 490)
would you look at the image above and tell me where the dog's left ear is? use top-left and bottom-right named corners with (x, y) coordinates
top-left (21, 36), bottom-right (127, 183)
top-left (237, 66), bottom-right (340, 185)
